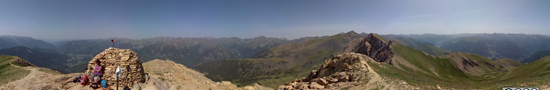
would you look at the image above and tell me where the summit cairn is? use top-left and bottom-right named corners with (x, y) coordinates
top-left (84, 47), bottom-right (146, 87)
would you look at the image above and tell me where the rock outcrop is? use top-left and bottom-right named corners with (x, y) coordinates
top-left (277, 53), bottom-right (372, 90)
top-left (341, 33), bottom-right (395, 64)
top-left (84, 47), bottom-right (146, 87)
top-left (10, 56), bottom-right (35, 67)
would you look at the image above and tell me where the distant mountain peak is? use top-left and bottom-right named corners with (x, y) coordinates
top-left (346, 30), bottom-right (358, 35)
top-left (341, 33), bottom-right (394, 64)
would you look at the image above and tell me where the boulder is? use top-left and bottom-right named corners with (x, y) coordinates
top-left (296, 84), bottom-right (308, 89)
top-left (283, 85), bottom-right (293, 90)
top-left (310, 78), bottom-right (328, 85)
top-left (328, 78), bottom-right (338, 83)
top-left (309, 82), bottom-right (324, 89)
top-left (337, 72), bottom-right (349, 81)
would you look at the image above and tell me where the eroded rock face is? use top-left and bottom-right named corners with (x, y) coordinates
top-left (277, 53), bottom-right (372, 90)
top-left (341, 33), bottom-right (395, 64)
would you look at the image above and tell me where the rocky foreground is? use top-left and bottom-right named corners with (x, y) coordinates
top-left (277, 53), bottom-right (415, 90)
top-left (0, 57), bottom-right (269, 90)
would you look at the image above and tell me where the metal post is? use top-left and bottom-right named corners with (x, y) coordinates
top-left (111, 39), bottom-right (115, 48)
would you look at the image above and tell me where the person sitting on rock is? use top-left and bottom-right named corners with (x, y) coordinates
top-left (92, 60), bottom-right (103, 81)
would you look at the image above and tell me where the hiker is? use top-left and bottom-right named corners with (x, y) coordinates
top-left (92, 60), bottom-right (103, 82)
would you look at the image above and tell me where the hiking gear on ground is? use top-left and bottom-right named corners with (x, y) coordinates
top-left (73, 76), bottom-right (82, 83)
top-left (94, 76), bottom-right (100, 82)
top-left (80, 75), bottom-right (88, 85)
top-left (101, 80), bottom-right (108, 88)
top-left (91, 83), bottom-right (100, 89)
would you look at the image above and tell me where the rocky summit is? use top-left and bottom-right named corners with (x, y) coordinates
top-left (84, 47), bottom-right (146, 88)
top-left (341, 33), bottom-right (395, 64)
top-left (277, 53), bottom-right (372, 90)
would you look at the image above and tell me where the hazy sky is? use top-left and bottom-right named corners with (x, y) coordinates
top-left (0, 0), bottom-right (549, 40)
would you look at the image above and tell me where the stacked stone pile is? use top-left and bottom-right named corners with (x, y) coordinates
top-left (278, 53), bottom-right (371, 90)
top-left (84, 47), bottom-right (146, 87)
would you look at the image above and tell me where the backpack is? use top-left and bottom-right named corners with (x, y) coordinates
top-left (80, 75), bottom-right (88, 85)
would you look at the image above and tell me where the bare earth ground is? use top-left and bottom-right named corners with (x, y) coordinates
top-left (350, 60), bottom-right (417, 90)
top-left (0, 59), bottom-right (271, 90)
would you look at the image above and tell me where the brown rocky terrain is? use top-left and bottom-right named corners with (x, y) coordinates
top-left (0, 48), bottom-right (269, 90)
top-left (0, 59), bottom-right (267, 90)
top-left (277, 53), bottom-right (415, 90)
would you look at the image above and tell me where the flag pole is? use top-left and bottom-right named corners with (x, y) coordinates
top-left (111, 39), bottom-right (115, 48)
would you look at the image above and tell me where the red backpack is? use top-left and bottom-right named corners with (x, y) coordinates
top-left (80, 75), bottom-right (88, 85)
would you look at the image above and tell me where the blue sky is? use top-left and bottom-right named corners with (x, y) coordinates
top-left (0, 0), bottom-right (549, 40)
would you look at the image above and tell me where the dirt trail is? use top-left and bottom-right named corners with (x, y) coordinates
top-left (349, 61), bottom-right (391, 90)
top-left (350, 60), bottom-right (416, 90)
top-left (1, 63), bottom-right (88, 90)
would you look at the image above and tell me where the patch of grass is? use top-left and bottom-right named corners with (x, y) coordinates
top-left (176, 85), bottom-right (181, 89)
top-left (0, 55), bottom-right (31, 86)
top-left (367, 43), bottom-right (550, 89)
top-left (158, 77), bottom-right (165, 81)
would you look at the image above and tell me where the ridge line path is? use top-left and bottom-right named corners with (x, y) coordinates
top-left (1, 58), bottom-right (88, 90)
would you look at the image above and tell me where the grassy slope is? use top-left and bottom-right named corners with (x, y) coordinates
top-left (496, 58), bottom-right (524, 70)
top-left (497, 56), bottom-right (550, 87)
top-left (382, 35), bottom-right (451, 57)
top-left (413, 44), bottom-right (451, 57)
top-left (521, 50), bottom-right (550, 63)
top-left (195, 33), bottom-right (356, 88)
top-left (370, 42), bottom-right (550, 89)
top-left (0, 55), bottom-right (31, 85)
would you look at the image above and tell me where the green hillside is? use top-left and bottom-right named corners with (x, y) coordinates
top-left (195, 32), bottom-right (362, 88)
top-left (496, 58), bottom-right (524, 70)
top-left (498, 56), bottom-right (550, 87)
top-left (382, 35), bottom-right (451, 57)
top-left (366, 40), bottom-right (549, 89)
top-left (440, 36), bottom-right (529, 60)
top-left (521, 50), bottom-right (550, 63)
top-left (0, 55), bottom-right (31, 85)
top-left (0, 46), bottom-right (72, 73)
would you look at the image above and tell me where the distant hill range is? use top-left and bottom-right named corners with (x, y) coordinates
top-left (521, 50), bottom-right (550, 64)
top-left (389, 33), bottom-right (550, 62)
top-left (0, 35), bottom-right (56, 49)
top-left (440, 36), bottom-right (529, 60)
top-left (197, 32), bottom-right (550, 89)
top-left (195, 31), bottom-right (367, 87)
top-left (54, 36), bottom-right (290, 72)
top-left (3, 32), bottom-right (550, 74)
top-left (0, 46), bottom-right (71, 73)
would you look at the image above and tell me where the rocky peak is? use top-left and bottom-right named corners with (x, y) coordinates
top-left (346, 31), bottom-right (358, 35)
top-left (277, 53), bottom-right (372, 90)
top-left (341, 33), bottom-right (395, 64)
